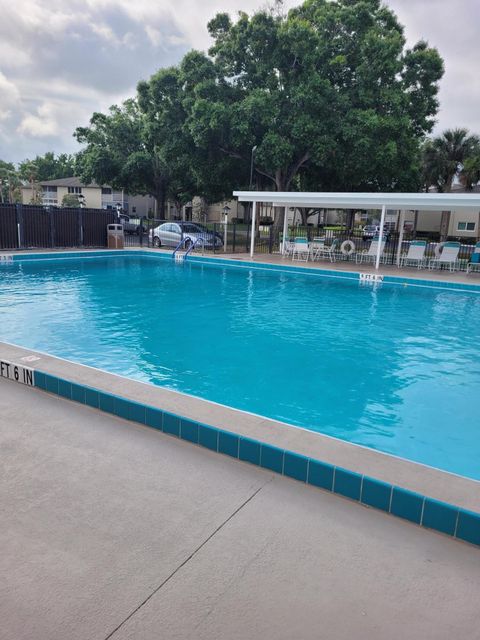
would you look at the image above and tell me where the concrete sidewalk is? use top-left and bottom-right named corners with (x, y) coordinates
top-left (1, 381), bottom-right (479, 640)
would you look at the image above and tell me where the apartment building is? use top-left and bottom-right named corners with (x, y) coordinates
top-left (21, 177), bottom-right (155, 216)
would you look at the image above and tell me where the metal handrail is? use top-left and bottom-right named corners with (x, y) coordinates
top-left (184, 237), bottom-right (203, 258)
top-left (172, 236), bottom-right (188, 259)
top-left (172, 236), bottom-right (203, 260)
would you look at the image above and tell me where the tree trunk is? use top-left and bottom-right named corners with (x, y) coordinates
top-left (272, 174), bottom-right (288, 234)
top-left (345, 209), bottom-right (355, 232)
top-left (439, 210), bottom-right (451, 241)
top-left (154, 179), bottom-right (167, 219)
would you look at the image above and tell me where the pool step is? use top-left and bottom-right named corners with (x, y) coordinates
top-left (174, 252), bottom-right (186, 263)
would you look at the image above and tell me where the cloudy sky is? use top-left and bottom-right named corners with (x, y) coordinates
top-left (0, 0), bottom-right (478, 163)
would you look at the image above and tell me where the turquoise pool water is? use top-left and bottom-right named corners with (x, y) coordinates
top-left (1, 255), bottom-right (480, 480)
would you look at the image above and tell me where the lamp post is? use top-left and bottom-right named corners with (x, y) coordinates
top-left (249, 145), bottom-right (257, 225)
top-left (249, 145), bottom-right (257, 189)
top-left (115, 202), bottom-right (122, 222)
top-left (77, 194), bottom-right (86, 209)
top-left (222, 204), bottom-right (231, 253)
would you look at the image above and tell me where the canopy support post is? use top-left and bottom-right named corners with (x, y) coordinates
top-left (250, 201), bottom-right (256, 258)
top-left (375, 204), bottom-right (386, 270)
top-left (282, 206), bottom-right (288, 254)
top-left (396, 210), bottom-right (406, 267)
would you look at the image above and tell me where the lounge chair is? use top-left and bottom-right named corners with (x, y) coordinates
top-left (292, 237), bottom-right (310, 261)
top-left (466, 241), bottom-right (480, 273)
top-left (400, 240), bottom-right (427, 269)
top-left (309, 236), bottom-right (325, 259)
top-left (282, 237), bottom-right (295, 257)
top-left (355, 238), bottom-right (386, 264)
top-left (428, 241), bottom-right (460, 272)
top-left (312, 238), bottom-right (339, 262)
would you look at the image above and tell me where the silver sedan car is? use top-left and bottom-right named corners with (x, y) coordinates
top-left (150, 222), bottom-right (223, 249)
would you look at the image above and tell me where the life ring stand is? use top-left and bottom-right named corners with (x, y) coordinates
top-left (340, 239), bottom-right (356, 256)
top-left (435, 242), bottom-right (445, 258)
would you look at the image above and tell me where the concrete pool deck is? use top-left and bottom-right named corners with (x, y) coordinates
top-left (1, 380), bottom-right (480, 640)
top-left (1, 340), bottom-right (479, 517)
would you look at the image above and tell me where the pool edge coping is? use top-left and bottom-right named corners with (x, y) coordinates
top-left (2, 247), bottom-right (480, 293)
top-left (1, 342), bottom-right (479, 549)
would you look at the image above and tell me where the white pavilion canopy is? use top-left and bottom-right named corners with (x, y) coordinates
top-left (232, 191), bottom-right (480, 268)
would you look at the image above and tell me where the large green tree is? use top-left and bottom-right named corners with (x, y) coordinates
top-left (74, 99), bottom-right (172, 212)
top-left (75, 0), bottom-right (443, 220)
top-left (18, 152), bottom-right (77, 183)
top-left (182, 0), bottom-right (443, 217)
top-left (0, 160), bottom-right (21, 203)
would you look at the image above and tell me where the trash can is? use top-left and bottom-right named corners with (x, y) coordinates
top-left (107, 223), bottom-right (124, 249)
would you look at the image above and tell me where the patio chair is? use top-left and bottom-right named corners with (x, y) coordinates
top-left (355, 238), bottom-right (386, 264)
top-left (400, 240), bottom-right (427, 269)
top-left (292, 237), bottom-right (310, 262)
top-left (466, 241), bottom-right (480, 273)
top-left (428, 241), bottom-right (461, 272)
top-left (282, 237), bottom-right (295, 257)
top-left (309, 237), bottom-right (325, 259)
top-left (312, 238), bottom-right (338, 263)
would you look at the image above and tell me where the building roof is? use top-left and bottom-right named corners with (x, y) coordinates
top-left (233, 191), bottom-right (480, 212)
top-left (40, 177), bottom-right (101, 188)
top-left (27, 177), bottom-right (107, 188)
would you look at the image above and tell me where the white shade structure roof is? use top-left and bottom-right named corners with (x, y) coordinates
top-left (233, 191), bottom-right (480, 211)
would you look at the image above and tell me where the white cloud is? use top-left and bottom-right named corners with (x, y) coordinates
top-left (0, 0), bottom-right (479, 161)
top-left (145, 25), bottom-right (163, 47)
top-left (17, 103), bottom-right (60, 137)
top-left (0, 71), bottom-right (20, 121)
top-left (0, 42), bottom-right (31, 69)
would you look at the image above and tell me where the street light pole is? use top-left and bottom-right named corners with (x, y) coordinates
top-left (249, 145), bottom-right (258, 189)
top-left (222, 204), bottom-right (231, 253)
top-left (249, 145), bottom-right (257, 225)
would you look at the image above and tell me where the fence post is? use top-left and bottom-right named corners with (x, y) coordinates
top-left (213, 223), bottom-right (216, 254)
top-left (48, 207), bottom-right (55, 247)
top-left (78, 208), bottom-right (84, 247)
top-left (268, 223), bottom-right (274, 253)
top-left (232, 223), bottom-right (236, 253)
top-left (15, 203), bottom-right (24, 249)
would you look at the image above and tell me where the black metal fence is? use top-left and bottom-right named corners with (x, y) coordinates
top-left (1, 205), bottom-right (478, 268)
top-left (0, 203), bottom-right (116, 250)
top-left (126, 218), bottom-right (275, 254)
top-left (277, 226), bottom-right (479, 266)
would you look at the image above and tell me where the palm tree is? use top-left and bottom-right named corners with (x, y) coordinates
top-left (422, 128), bottom-right (480, 192)
top-left (460, 155), bottom-right (480, 190)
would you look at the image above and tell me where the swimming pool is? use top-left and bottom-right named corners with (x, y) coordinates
top-left (2, 253), bottom-right (480, 480)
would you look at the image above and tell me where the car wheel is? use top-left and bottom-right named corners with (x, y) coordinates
top-left (184, 238), bottom-right (193, 250)
top-left (153, 237), bottom-right (161, 248)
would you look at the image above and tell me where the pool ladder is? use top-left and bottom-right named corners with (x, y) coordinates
top-left (172, 237), bottom-right (202, 263)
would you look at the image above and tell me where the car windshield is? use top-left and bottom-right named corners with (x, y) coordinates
top-left (181, 224), bottom-right (204, 233)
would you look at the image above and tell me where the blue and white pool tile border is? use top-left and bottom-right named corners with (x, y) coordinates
top-left (23, 366), bottom-right (480, 548)
top-left (3, 248), bottom-right (480, 294)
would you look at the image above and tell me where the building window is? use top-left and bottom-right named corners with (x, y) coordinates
top-left (43, 186), bottom-right (57, 193)
top-left (68, 186), bottom-right (82, 194)
top-left (101, 187), bottom-right (112, 195)
top-left (457, 221), bottom-right (476, 231)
